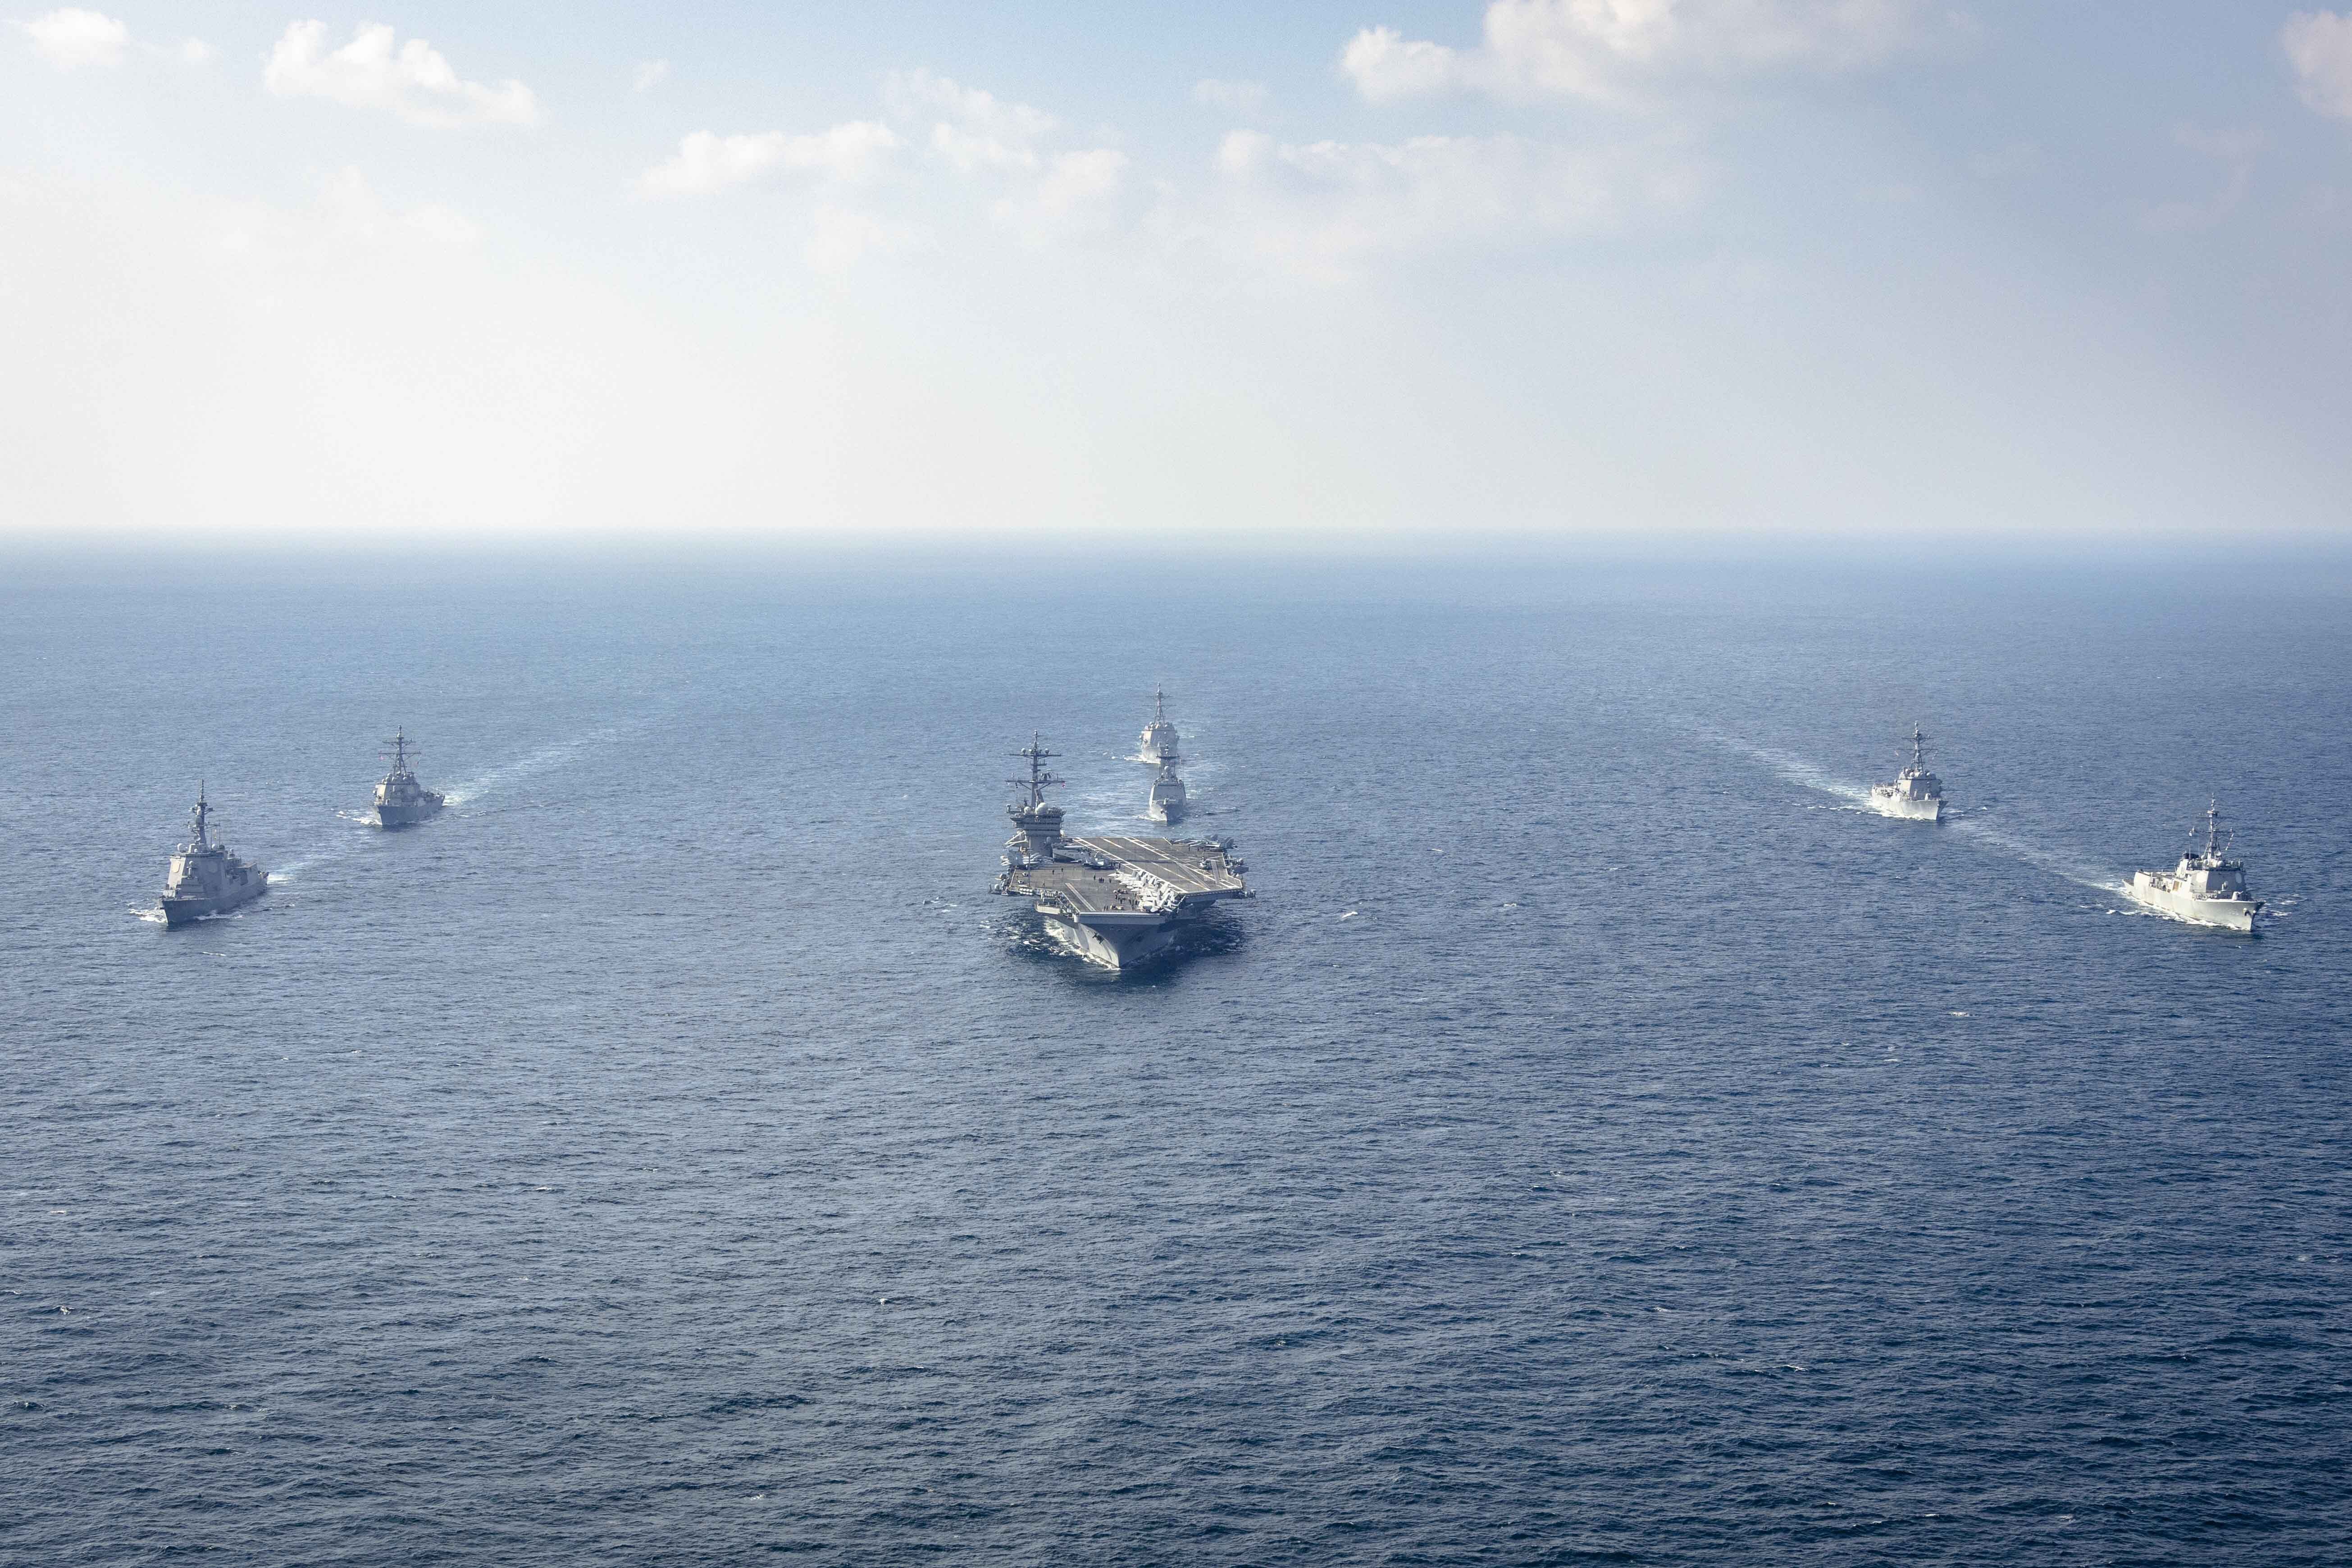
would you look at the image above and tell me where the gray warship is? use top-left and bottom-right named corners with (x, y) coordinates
top-left (1138, 691), bottom-right (1187, 825)
top-left (2126, 801), bottom-right (2261, 932)
top-left (1148, 757), bottom-right (1187, 825)
top-left (994, 734), bottom-right (1246, 970)
top-left (160, 786), bottom-right (268, 927)
top-left (1136, 689), bottom-right (1178, 766)
top-left (372, 730), bottom-right (445, 827)
top-left (1868, 724), bottom-right (1945, 822)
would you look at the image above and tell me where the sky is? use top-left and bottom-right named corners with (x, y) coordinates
top-left (4, 1), bottom-right (2352, 550)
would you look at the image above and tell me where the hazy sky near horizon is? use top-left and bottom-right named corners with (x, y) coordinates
top-left (6, 2), bottom-right (2352, 547)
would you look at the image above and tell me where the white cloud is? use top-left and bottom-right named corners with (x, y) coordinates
top-left (216, 166), bottom-right (480, 264)
top-left (634, 122), bottom-right (900, 198)
top-left (878, 67), bottom-right (1126, 240)
top-left (805, 205), bottom-right (928, 273)
top-left (1204, 128), bottom-right (1696, 281)
top-left (2284, 11), bottom-right (2352, 120)
top-left (887, 68), bottom-right (1058, 171)
top-left (637, 133), bottom-right (786, 197)
top-left (263, 20), bottom-right (540, 128)
top-left (1033, 148), bottom-right (1127, 214)
top-left (1342, 0), bottom-right (1939, 105)
top-left (314, 164), bottom-right (479, 248)
top-left (1193, 77), bottom-right (1270, 114)
top-left (632, 59), bottom-right (670, 94)
top-left (1340, 27), bottom-right (1474, 102)
top-left (994, 147), bottom-right (1129, 240)
top-left (2174, 123), bottom-right (2265, 160)
top-left (15, 8), bottom-right (128, 70)
top-left (2140, 123), bottom-right (2265, 234)
top-left (181, 37), bottom-right (214, 66)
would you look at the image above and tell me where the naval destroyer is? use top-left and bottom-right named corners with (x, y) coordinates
top-left (1137, 691), bottom-right (1186, 825)
top-left (994, 734), bottom-right (1246, 970)
top-left (160, 786), bottom-right (268, 927)
top-left (1869, 725), bottom-right (1945, 821)
top-left (1148, 758), bottom-right (1186, 825)
top-left (1136, 690), bottom-right (1178, 766)
top-left (372, 730), bottom-right (444, 827)
top-left (2125, 802), bottom-right (2261, 932)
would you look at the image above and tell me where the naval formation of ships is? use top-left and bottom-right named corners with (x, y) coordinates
top-left (991, 725), bottom-right (1246, 969)
top-left (152, 733), bottom-right (446, 926)
top-left (146, 697), bottom-right (2270, 957)
top-left (1859, 723), bottom-right (2263, 932)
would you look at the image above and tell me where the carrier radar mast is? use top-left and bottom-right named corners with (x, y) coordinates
top-left (1004, 734), bottom-right (1069, 862)
top-left (1009, 734), bottom-right (1063, 811)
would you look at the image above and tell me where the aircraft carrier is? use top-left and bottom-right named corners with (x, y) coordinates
top-left (993, 735), bottom-right (1247, 970)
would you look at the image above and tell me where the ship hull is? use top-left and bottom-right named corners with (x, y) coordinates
top-left (2125, 876), bottom-right (2257, 932)
top-left (1869, 790), bottom-right (1943, 821)
top-left (374, 798), bottom-right (444, 828)
top-left (1000, 830), bottom-right (1245, 974)
top-left (1040, 907), bottom-right (1182, 971)
top-left (161, 880), bottom-right (267, 927)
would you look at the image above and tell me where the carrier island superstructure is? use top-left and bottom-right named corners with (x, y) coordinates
top-left (994, 735), bottom-right (1247, 970)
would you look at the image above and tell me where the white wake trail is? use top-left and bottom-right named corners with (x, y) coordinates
top-left (1941, 813), bottom-right (2125, 895)
top-left (1704, 728), bottom-right (2124, 895)
top-left (271, 727), bottom-right (618, 882)
top-left (444, 726), bottom-right (619, 807)
top-left (1698, 732), bottom-right (1872, 807)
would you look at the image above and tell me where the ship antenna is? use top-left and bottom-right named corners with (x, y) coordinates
top-left (2205, 799), bottom-right (2220, 860)
top-left (1155, 687), bottom-right (1166, 721)
top-left (191, 781), bottom-right (210, 851)
top-left (1008, 732), bottom-right (1062, 810)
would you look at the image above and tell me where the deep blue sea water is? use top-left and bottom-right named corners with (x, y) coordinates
top-left (4, 553), bottom-right (2349, 1565)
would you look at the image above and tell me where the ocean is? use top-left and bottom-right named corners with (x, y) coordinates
top-left (4, 552), bottom-right (2348, 1564)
